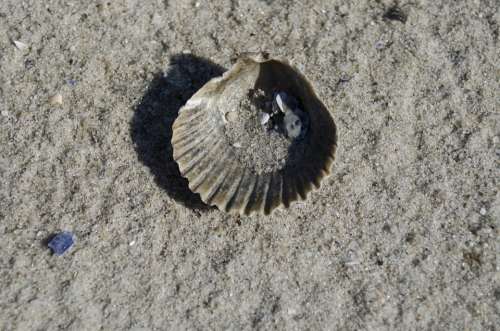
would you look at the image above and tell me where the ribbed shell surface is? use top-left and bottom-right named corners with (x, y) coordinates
top-left (172, 54), bottom-right (337, 215)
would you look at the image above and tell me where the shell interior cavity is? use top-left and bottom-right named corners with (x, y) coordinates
top-left (172, 53), bottom-right (337, 215)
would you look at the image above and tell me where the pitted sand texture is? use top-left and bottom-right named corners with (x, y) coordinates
top-left (224, 89), bottom-right (292, 174)
top-left (0, 0), bottom-right (498, 330)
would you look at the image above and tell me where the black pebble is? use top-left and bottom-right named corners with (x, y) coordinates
top-left (383, 6), bottom-right (407, 23)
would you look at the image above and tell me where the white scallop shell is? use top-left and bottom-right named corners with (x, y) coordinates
top-left (172, 53), bottom-right (337, 215)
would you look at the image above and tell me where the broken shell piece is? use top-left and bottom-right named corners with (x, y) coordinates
top-left (274, 91), bottom-right (300, 114)
top-left (172, 53), bottom-right (337, 215)
top-left (260, 112), bottom-right (270, 125)
top-left (49, 93), bottom-right (63, 105)
top-left (13, 40), bottom-right (28, 50)
top-left (276, 93), bottom-right (286, 112)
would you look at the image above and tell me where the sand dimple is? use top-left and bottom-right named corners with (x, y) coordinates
top-left (224, 89), bottom-right (291, 174)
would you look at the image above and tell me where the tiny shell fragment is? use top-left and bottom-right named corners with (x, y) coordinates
top-left (260, 112), bottom-right (270, 125)
top-left (49, 94), bottom-right (63, 105)
top-left (13, 40), bottom-right (28, 50)
top-left (275, 93), bottom-right (286, 112)
top-left (224, 111), bottom-right (238, 123)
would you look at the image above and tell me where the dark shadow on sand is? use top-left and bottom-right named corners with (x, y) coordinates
top-left (131, 54), bottom-right (226, 211)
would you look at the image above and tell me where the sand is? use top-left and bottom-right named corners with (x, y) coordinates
top-left (0, 0), bottom-right (498, 330)
top-left (224, 89), bottom-right (293, 174)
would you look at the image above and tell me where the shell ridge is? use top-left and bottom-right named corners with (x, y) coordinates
top-left (244, 174), bottom-right (260, 215)
top-left (181, 138), bottom-right (223, 178)
top-left (209, 158), bottom-right (240, 207)
top-left (171, 121), bottom-right (207, 144)
top-left (173, 126), bottom-right (217, 159)
top-left (173, 110), bottom-right (205, 130)
top-left (189, 148), bottom-right (230, 192)
top-left (202, 152), bottom-right (236, 203)
top-left (223, 167), bottom-right (247, 212)
top-left (263, 172), bottom-right (275, 215)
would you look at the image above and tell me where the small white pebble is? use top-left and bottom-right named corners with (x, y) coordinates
top-left (182, 49), bottom-right (192, 54)
top-left (480, 208), bottom-right (486, 215)
top-left (1, 110), bottom-right (9, 117)
top-left (194, 2), bottom-right (200, 7)
top-left (233, 142), bottom-right (242, 148)
top-left (152, 14), bottom-right (162, 25)
top-left (13, 40), bottom-right (28, 50)
top-left (344, 260), bottom-right (360, 266)
top-left (129, 240), bottom-right (136, 246)
top-left (48, 93), bottom-right (63, 105)
top-left (224, 111), bottom-right (238, 123)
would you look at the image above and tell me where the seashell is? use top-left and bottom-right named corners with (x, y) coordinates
top-left (172, 53), bottom-right (337, 215)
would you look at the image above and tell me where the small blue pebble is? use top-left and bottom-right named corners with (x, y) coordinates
top-left (66, 79), bottom-right (77, 87)
top-left (48, 232), bottom-right (74, 256)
